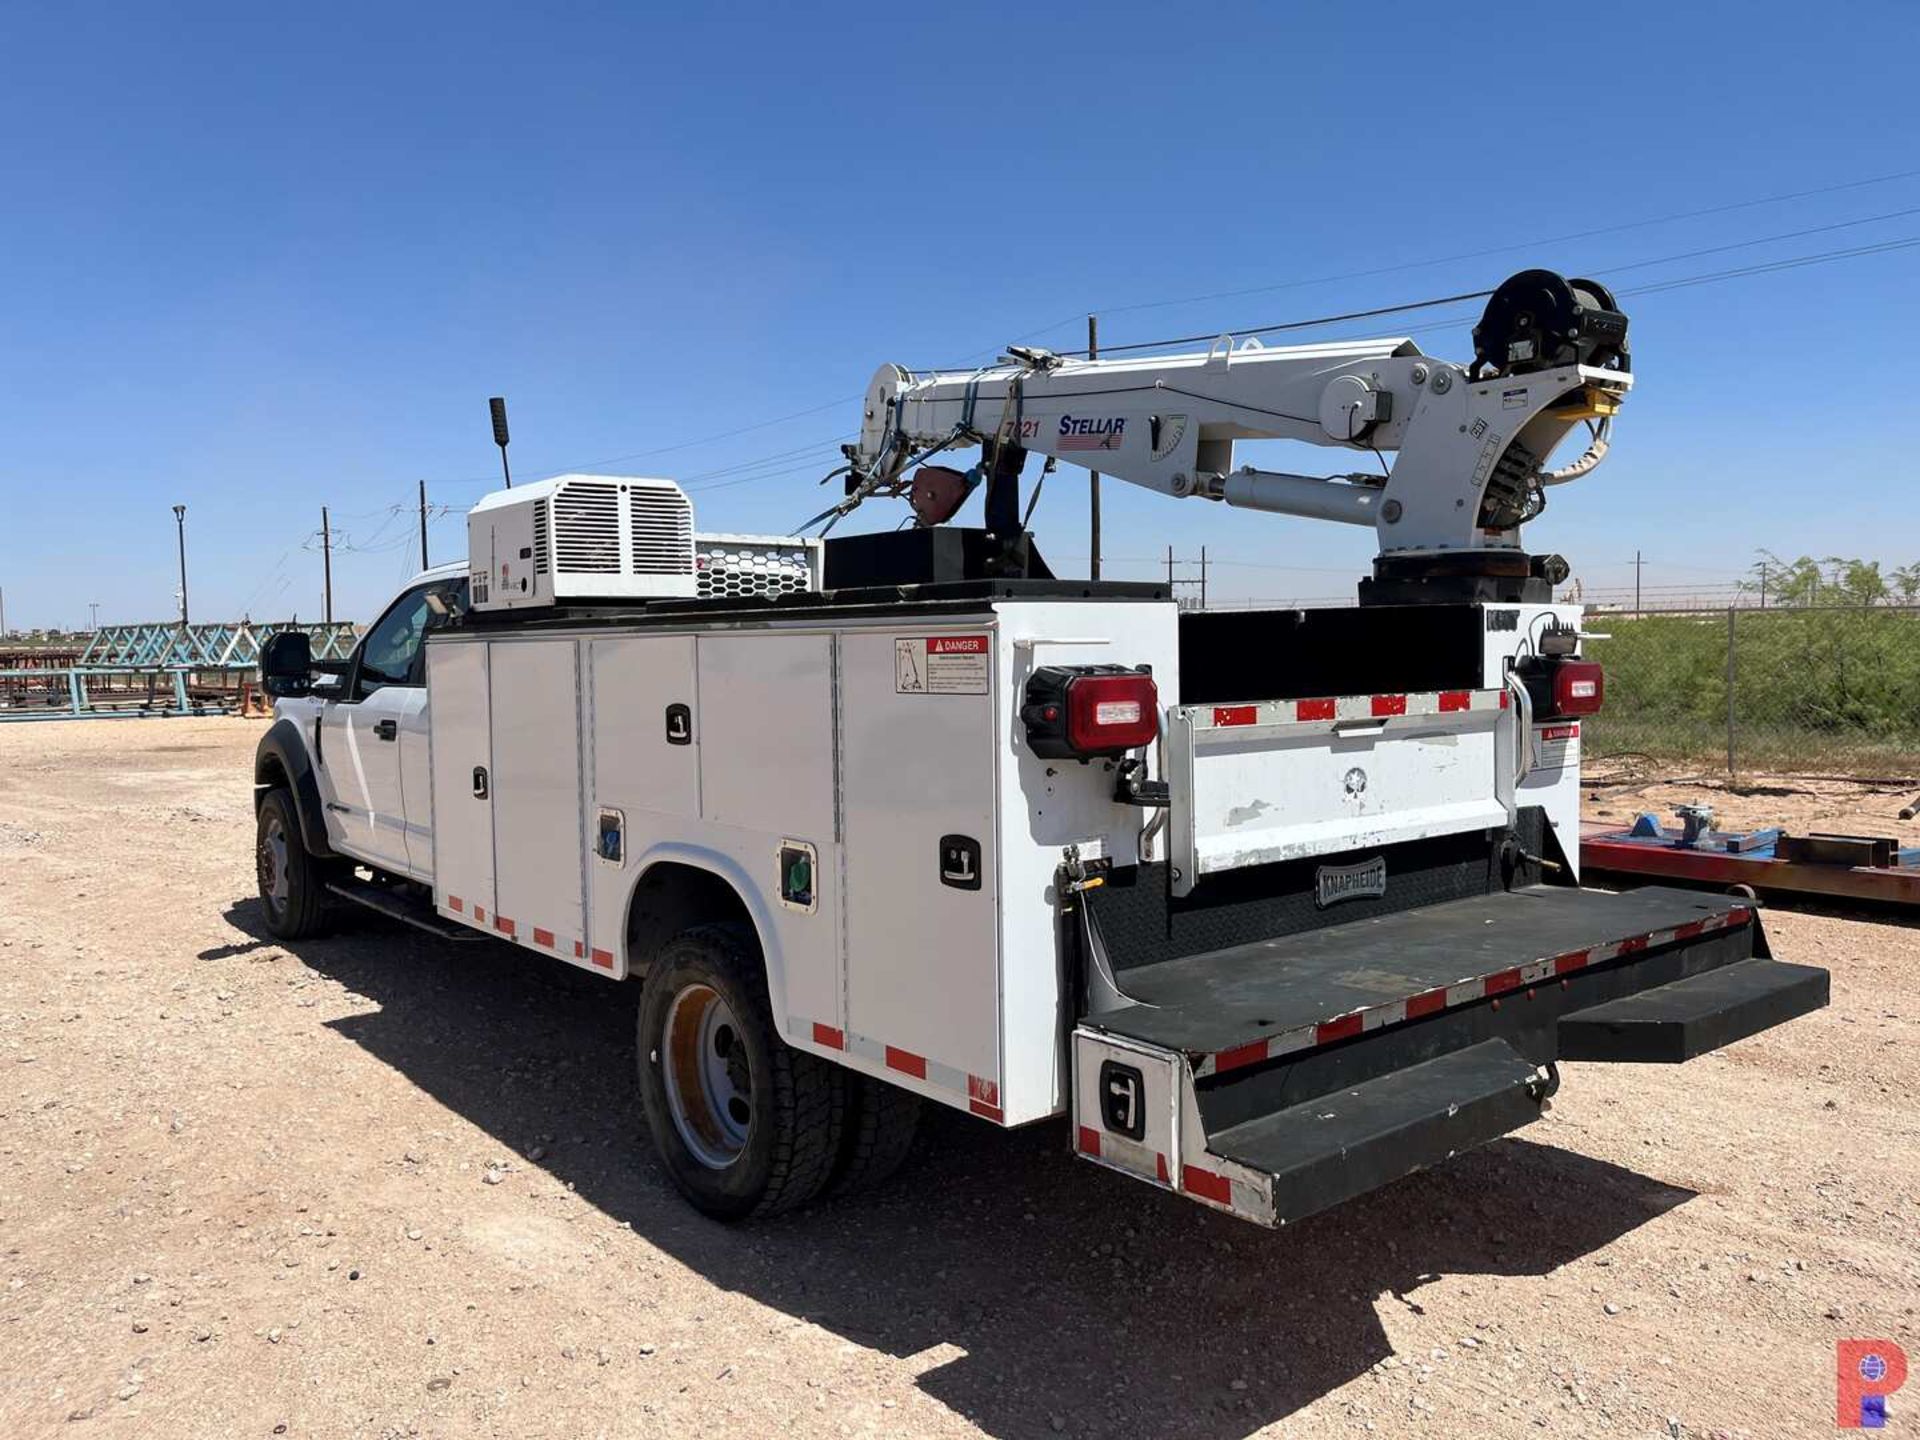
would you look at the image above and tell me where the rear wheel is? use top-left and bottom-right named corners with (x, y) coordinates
top-left (636, 923), bottom-right (843, 1219)
top-left (255, 788), bottom-right (333, 940)
top-left (831, 1073), bottom-right (922, 1194)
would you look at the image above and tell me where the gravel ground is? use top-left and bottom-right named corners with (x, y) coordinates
top-left (0, 717), bottom-right (1913, 1439)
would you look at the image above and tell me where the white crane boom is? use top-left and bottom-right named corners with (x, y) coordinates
top-left (837, 270), bottom-right (1631, 601)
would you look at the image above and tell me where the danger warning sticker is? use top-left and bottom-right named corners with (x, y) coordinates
top-left (896, 634), bottom-right (989, 695)
top-left (1533, 721), bottom-right (1581, 771)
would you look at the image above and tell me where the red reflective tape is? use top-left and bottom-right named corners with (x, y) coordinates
top-left (590, 947), bottom-right (615, 969)
top-left (1182, 1164), bottom-right (1233, 1206)
top-left (1155, 1152), bottom-right (1170, 1184)
top-left (533, 927), bottom-right (555, 949)
top-left (573, 941), bottom-right (584, 959)
top-left (884, 1045), bottom-right (926, 1080)
top-left (1486, 967), bottom-right (1524, 996)
top-left (1618, 934), bottom-right (1649, 955)
top-left (1296, 697), bottom-right (1336, 722)
top-left (969, 1098), bottom-right (1004, 1122)
top-left (1212, 704), bottom-right (1258, 728)
top-left (474, 907), bottom-right (486, 923)
top-left (1076, 1125), bottom-right (1102, 1156)
top-left (447, 895), bottom-right (464, 913)
top-left (494, 915), bottom-right (516, 938)
top-left (1674, 919), bottom-right (1706, 941)
top-left (1499, 690), bottom-right (1511, 708)
top-left (1554, 950), bottom-right (1591, 975)
top-left (967, 1074), bottom-right (1000, 1107)
top-left (812, 1023), bottom-right (844, 1050)
top-left (1213, 1038), bottom-right (1270, 1074)
top-left (1438, 690), bottom-right (1472, 712)
top-left (1371, 693), bottom-right (1408, 717)
top-left (1316, 1013), bottom-right (1364, 1046)
top-left (1728, 905), bottom-right (1752, 925)
top-left (1406, 987), bottom-right (1449, 1019)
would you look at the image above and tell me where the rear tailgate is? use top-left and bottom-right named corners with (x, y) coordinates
top-left (1071, 882), bottom-right (1828, 1226)
top-left (1166, 688), bottom-right (1512, 897)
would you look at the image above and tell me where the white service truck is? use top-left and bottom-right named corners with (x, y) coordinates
top-left (253, 271), bottom-right (1828, 1224)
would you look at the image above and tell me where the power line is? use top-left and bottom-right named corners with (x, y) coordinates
top-left (984, 165), bottom-right (1920, 345)
top-left (339, 167), bottom-right (1920, 519)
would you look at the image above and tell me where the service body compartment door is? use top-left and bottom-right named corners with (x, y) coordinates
top-left (489, 640), bottom-right (586, 957)
top-left (839, 629), bottom-right (999, 1101)
top-left (585, 636), bottom-right (700, 970)
top-left (427, 639), bottom-right (495, 923)
top-left (1168, 689), bottom-right (1512, 897)
top-left (696, 633), bottom-right (842, 1035)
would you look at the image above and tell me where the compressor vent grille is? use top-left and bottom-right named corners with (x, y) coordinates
top-left (552, 481), bottom-right (621, 574)
top-left (531, 502), bottom-right (550, 576)
top-left (631, 487), bottom-right (695, 575)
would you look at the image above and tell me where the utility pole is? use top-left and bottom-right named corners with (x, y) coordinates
top-left (1088, 315), bottom-right (1101, 581)
top-left (418, 480), bottom-right (430, 570)
top-left (0, 586), bottom-right (7, 640)
top-left (321, 506), bottom-right (334, 624)
top-left (89, 601), bottom-right (99, 632)
top-left (1633, 549), bottom-right (1643, 617)
top-left (1200, 546), bottom-right (1209, 610)
top-left (172, 505), bottom-right (190, 625)
top-left (1758, 559), bottom-right (1768, 609)
top-left (1167, 545), bottom-right (1175, 594)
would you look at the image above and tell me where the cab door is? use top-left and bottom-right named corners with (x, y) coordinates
top-left (317, 584), bottom-right (436, 876)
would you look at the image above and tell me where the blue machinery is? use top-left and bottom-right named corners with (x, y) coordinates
top-left (0, 620), bottom-right (358, 722)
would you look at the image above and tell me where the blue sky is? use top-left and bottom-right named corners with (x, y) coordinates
top-left (3, 2), bottom-right (1918, 629)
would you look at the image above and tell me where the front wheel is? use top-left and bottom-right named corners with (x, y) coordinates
top-left (636, 923), bottom-right (843, 1219)
top-left (255, 788), bottom-right (334, 940)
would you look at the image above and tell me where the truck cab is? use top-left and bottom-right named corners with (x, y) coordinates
top-left (259, 563), bottom-right (468, 889)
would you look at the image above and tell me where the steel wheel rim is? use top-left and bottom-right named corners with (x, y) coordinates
top-left (257, 813), bottom-right (290, 915)
top-left (661, 983), bottom-right (752, 1169)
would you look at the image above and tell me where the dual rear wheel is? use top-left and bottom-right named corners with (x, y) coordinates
top-left (636, 923), bottom-right (921, 1219)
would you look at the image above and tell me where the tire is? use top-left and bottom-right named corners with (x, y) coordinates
top-left (831, 1072), bottom-right (922, 1195)
top-left (255, 788), bottom-right (333, 940)
top-left (636, 923), bottom-right (843, 1220)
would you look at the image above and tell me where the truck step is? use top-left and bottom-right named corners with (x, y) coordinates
top-left (1557, 958), bottom-right (1828, 1063)
top-left (1207, 1039), bottom-right (1546, 1225)
top-left (324, 879), bottom-right (482, 942)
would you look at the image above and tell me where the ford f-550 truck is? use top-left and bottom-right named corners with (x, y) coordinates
top-left (251, 272), bottom-right (1829, 1223)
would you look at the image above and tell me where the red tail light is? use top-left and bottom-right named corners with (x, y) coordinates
top-left (1517, 656), bottom-right (1604, 719)
top-left (1553, 660), bottom-right (1605, 716)
top-left (1022, 666), bottom-right (1159, 758)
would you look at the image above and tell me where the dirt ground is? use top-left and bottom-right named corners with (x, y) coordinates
top-left (0, 718), bottom-right (1914, 1440)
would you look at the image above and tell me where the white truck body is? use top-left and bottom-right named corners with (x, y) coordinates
top-left (254, 274), bottom-right (1824, 1223)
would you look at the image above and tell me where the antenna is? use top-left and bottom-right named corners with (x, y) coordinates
top-left (489, 396), bottom-right (513, 489)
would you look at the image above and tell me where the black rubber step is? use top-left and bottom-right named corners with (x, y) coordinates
top-left (1557, 958), bottom-right (1828, 1063)
top-left (324, 880), bottom-right (481, 941)
top-left (1208, 1039), bottom-right (1545, 1225)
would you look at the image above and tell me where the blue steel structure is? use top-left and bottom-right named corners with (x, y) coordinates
top-left (0, 619), bottom-right (359, 722)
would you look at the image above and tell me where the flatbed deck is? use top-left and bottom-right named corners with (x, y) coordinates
top-left (1095, 883), bottom-right (1751, 1065)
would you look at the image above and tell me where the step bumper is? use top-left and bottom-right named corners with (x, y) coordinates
top-left (1557, 958), bottom-right (1829, 1063)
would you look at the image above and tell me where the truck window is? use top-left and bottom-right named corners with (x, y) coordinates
top-left (357, 578), bottom-right (469, 693)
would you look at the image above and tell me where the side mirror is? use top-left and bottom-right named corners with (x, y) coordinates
top-left (261, 631), bottom-right (314, 697)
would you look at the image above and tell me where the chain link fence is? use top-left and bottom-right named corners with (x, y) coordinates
top-left (1581, 605), bottom-right (1920, 779)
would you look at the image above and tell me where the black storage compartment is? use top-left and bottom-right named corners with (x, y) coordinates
top-left (1178, 604), bottom-right (1488, 704)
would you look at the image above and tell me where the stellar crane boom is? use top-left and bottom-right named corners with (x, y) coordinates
top-left (838, 269), bottom-right (1630, 602)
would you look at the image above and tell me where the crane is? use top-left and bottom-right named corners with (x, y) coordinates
top-left (831, 270), bottom-right (1630, 603)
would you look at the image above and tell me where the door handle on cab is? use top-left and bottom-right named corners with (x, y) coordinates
top-left (374, 719), bottom-right (398, 742)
